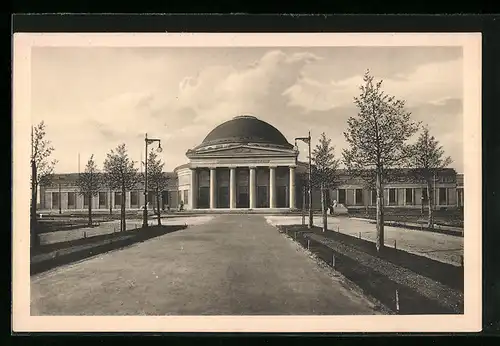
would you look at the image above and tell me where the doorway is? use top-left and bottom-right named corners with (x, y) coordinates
top-left (237, 185), bottom-right (249, 208)
top-left (276, 186), bottom-right (287, 208)
top-left (198, 187), bottom-right (210, 209)
top-left (218, 186), bottom-right (229, 208)
top-left (257, 186), bottom-right (269, 208)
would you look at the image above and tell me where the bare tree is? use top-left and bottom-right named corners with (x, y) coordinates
top-left (343, 70), bottom-right (420, 253)
top-left (408, 125), bottom-right (453, 229)
top-left (146, 149), bottom-right (169, 226)
top-left (31, 121), bottom-right (57, 248)
top-left (76, 155), bottom-right (102, 226)
top-left (103, 144), bottom-right (140, 232)
top-left (311, 132), bottom-right (340, 232)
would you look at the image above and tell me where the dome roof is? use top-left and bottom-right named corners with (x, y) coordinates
top-left (198, 115), bottom-right (293, 148)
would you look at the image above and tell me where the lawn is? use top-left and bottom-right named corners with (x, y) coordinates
top-left (31, 224), bottom-right (187, 275)
top-left (348, 207), bottom-right (464, 228)
top-left (278, 224), bottom-right (464, 315)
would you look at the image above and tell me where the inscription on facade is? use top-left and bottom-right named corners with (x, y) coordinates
top-left (215, 159), bottom-right (270, 164)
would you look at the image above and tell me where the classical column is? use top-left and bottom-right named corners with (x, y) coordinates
top-left (189, 168), bottom-right (197, 210)
top-left (210, 168), bottom-right (217, 209)
top-left (289, 166), bottom-right (296, 209)
top-left (230, 167), bottom-right (236, 209)
top-left (269, 166), bottom-right (276, 208)
top-left (249, 166), bottom-right (256, 209)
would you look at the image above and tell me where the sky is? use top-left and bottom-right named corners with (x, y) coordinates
top-left (31, 46), bottom-right (464, 173)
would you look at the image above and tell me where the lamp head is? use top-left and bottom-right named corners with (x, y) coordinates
top-left (156, 144), bottom-right (163, 153)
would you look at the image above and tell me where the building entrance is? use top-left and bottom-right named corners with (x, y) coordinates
top-left (276, 186), bottom-right (287, 208)
top-left (257, 186), bottom-right (269, 208)
top-left (218, 186), bottom-right (229, 208)
top-left (198, 186), bottom-right (210, 209)
top-left (237, 185), bottom-right (249, 208)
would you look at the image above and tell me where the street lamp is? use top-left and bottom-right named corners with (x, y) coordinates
top-left (143, 133), bottom-right (162, 228)
top-left (295, 131), bottom-right (313, 229)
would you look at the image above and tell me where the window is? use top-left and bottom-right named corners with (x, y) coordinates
top-left (52, 192), bottom-right (60, 208)
top-left (178, 191), bottom-right (183, 204)
top-left (99, 192), bottom-right (107, 207)
top-left (83, 193), bottom-right (89, 207)
top-left (131, 191), bottom-right (139, 206)
top-left (68, 192), bottom-right (76, 208)
top-left (389, 188), bottom-right (396, 205)
top-left (422, 188), bottom-right (428, 202)
top-left (439, 187), bottom-right (447, 205)
top-left (114, 192), bottom-right (122, 206)
top-left (162, 191), bottom-right (169, 205)
top-left (147, 191), bottom-right (154, 205)
top-left (338, 189), bottom-right (346, 204)
top-left (355, 189), bottom-right (363, 205)
top-left (405, 188), bottom-right (413, 204)
top-left (371, 190), bottom-right (377, 205)
top-left (184, 190), bottom-right (189, 205)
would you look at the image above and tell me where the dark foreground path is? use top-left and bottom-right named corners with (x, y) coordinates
top-left (31, 215), bottom-right (384, 315)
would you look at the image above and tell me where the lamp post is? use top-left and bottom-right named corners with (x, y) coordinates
top-left (142, 133), bottom-right (162, 228)
top-left (295, 131), bottom-right (313, 229)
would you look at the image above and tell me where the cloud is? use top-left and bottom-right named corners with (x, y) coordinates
top-left (284, 57), bottom-right (463, 112)
top-left (30, 47), bottom-right (463, 173)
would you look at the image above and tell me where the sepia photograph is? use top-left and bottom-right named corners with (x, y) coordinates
top-left (12, 32), bottom-right (482, 333)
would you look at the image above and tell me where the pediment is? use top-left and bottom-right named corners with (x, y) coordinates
top-left (187, 144), bottom-right (296, 158)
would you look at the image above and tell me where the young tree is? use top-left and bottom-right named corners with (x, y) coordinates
top-left (31, 121), bottom-right (58, 248)
top-left (146, 149), bottom-right (169, 225)
top-left (408, 125), bottom-right (452, 229)
top-left (102, 173), bottom-right (114, 215)
top-left (103, 144), bottom-right (140, 232)
top-left (311, 132), bottom-right (340, 232)
top-left (76, 155), bottom-right (102, 226)
top-left (343, 70), bottom-right (420, 253)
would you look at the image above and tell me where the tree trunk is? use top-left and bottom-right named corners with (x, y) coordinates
top-left (321, 184), bottom-right (327, 232)
top-left (376, 171), bottom-right (385, 253)
top-left (121, 186), bottom-right (126, 232)
top-left (156, 190), bottom-right (161, 226)
top-left (427, 181), bottom-right (434, 229)
top-left (88, 194), bottom-right (93, 226)
top-left (31, 161), bottom-right (39, 248)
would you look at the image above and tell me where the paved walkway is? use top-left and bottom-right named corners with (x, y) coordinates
top-left (31, 215), bottom-right (383, 316)
top-left (265, 216), bottom-right (464, 266)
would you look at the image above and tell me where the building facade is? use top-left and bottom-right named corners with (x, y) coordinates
top-left (39, 115), bottom-right (464, 212)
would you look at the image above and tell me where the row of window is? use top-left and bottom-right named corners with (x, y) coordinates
top-left (336, 187), bottom-right (448, 205)
top-left (50, 191), bottom-right (172, 209)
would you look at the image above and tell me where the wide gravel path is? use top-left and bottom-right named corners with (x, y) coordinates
top-left (31, 214), bottom-right (382, 315)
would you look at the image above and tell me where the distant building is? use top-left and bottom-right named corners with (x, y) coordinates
top-left (39, 115), bottom-right (464, 212)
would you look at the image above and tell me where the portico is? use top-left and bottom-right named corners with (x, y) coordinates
top-left (187, 165), bottom-right (297, 210)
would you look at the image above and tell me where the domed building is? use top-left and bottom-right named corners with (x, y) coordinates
top-left (174, 115), bottom-right (303, 210)
top-left (38, 114), bottom-right (463, 214)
